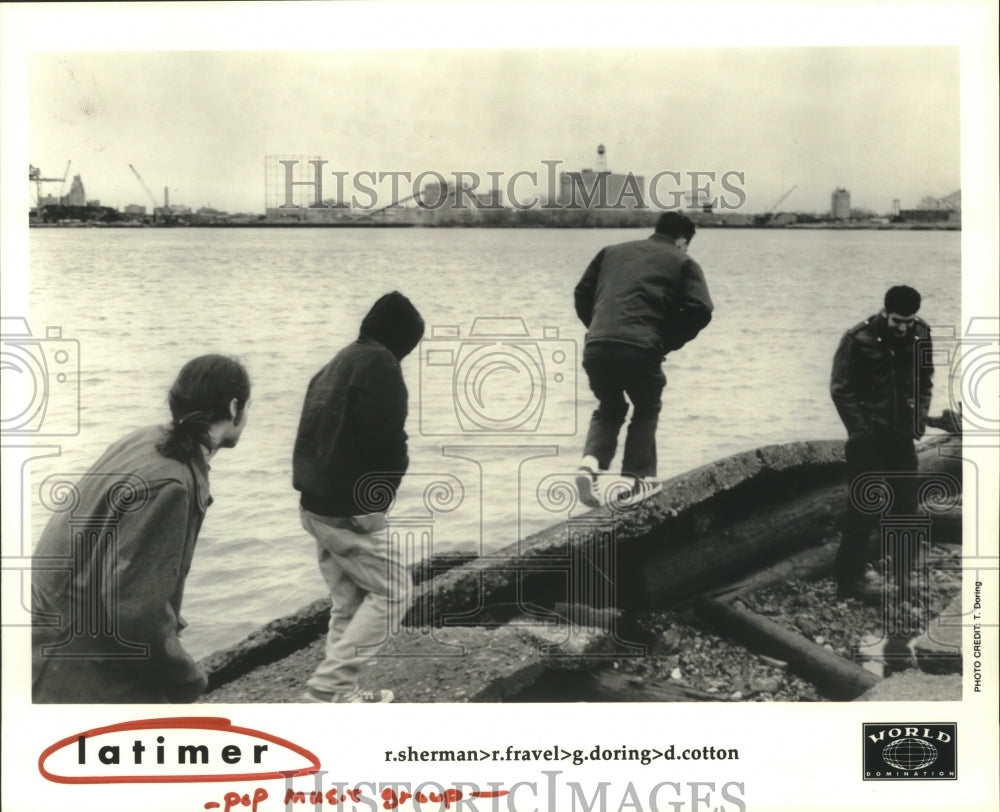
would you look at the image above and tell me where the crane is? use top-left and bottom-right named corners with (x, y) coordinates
top-left (367, 183), bottom-right (476, 219)
top-left (58, 161), bottom-right (72, 198)
top-left (128, 163), bottom-right (161, 220)
top-left (28, 162), bottom-right (71, 218)
top-left (766, 184), bottom-right (797, 214)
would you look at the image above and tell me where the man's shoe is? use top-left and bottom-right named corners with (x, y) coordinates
top-left (615, 477), bottom-right (663, 508)
top-left (574, 466), bottom-right (601, 508)
top-left (301, 686), bottom-right (394, 703)
top-left (836, 574), bottom-right (886, 605)
top-left (343, 688), bottom-right (394, 703)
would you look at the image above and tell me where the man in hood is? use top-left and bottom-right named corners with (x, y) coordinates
top-left (293, 291), bottom-right (424, 703)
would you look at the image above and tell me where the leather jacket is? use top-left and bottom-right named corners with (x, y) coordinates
top-left (574, 233), bottom-right (713, 357)
top-left (830, 312), bottom-right (933, 439)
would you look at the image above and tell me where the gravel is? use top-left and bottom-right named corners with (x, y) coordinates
top-left (202, 545), bottom-right (962, 704)
top-left (610, 544), bottom-right (963, 701)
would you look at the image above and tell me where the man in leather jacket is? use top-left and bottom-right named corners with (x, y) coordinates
top-left (830, 285), bottom-right (933, 602)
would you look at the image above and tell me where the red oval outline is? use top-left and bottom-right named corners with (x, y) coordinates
top-left (38, 717), bottom-right (322, 784)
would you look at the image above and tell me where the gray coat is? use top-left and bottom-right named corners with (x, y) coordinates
top-left (31, 425), bottom-right (211, 703)
top-left (574, 233), bottom-right (714, 357)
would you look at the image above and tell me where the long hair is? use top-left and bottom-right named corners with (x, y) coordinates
top-left (157, 355), bottom-right (251, 463)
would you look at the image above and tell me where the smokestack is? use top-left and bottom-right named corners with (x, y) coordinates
top-left (164, 186), bottom-right (169, 209)
top-left (596, 144), bottom-right (607, 173)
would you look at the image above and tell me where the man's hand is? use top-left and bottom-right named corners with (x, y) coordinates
top-left (925, 405), bottom-right (963, 435)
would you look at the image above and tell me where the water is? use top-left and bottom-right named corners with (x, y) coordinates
top-left (23, 226), bottom-right (961, 658)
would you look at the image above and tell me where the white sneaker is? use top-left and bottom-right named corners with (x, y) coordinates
top-left (615, 477), bottom-right (663, 508)
top-left (574, 466), bottom-right (601, 508)
top-left (301, 686), bottom-right (394, 703)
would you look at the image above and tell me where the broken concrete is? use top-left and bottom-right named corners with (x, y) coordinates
top-left (912, 593), bottom-right (964, 675)
top-left (855, 669), bottom-right (962, 701)
top-left (199, 435), bottom-right (962, 703)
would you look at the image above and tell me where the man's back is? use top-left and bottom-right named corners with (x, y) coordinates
top-left (293, 290), bottom-right (424, 518)
top-left (292, 338), bottom-right (409, 517)
top-left (32, 425), bottom-right (210, 703)
top-left (576, 233), bottom-right (713, 356)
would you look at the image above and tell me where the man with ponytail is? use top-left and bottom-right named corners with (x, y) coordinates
top-left (294, 291), bottom-right (424, 703)
top-left (31, 355), bottom-right (251, 703)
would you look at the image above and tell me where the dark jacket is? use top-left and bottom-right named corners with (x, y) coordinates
top-left (830, 312), bottom-right (933, 439)
top-left (574, 233), bottom-right (714, 356)
top-left (293, 291), bottom-right (425, 517)
top-left (31, 425), bottom-right (211, 703)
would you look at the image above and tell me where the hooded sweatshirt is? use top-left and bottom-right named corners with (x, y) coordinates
top-left (293, 291), bottom-right (425, 517)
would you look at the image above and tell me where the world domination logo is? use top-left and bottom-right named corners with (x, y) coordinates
top-left (863, 723), bottom-right (957, 780)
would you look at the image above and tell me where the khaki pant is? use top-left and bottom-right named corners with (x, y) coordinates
top-left (300, 508), bottom-right (412, 694)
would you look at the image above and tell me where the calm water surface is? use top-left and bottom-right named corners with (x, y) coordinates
top-left (26, 227), bottom-right (961, 657)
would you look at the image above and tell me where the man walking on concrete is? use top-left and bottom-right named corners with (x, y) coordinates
top-left (32, 354), bottom-right (252, 703)
top-left (830, 284), bottom-right (934, 602)
top-left (574, 211), bottom-right (714, 507)
top-left (293, 291), bottom-right (424, 703)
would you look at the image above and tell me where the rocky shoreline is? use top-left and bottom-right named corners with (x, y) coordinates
top-left (197, 435), bottom-right (963, 704)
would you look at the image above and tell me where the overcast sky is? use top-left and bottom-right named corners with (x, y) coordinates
top-left (28, 45), bottom-right (959, 215)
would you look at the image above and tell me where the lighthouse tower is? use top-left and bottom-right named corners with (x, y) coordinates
top-left (596, 143), bottom-right (608, 173)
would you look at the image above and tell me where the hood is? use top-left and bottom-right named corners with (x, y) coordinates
top-left (358, 291), bottom-right (425, 360)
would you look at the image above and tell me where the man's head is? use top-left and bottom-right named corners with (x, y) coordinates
top-left (359, 291), bottom-right (425, 360)
top-left (881, 285), bottom-right (922, 337)
top-left (159, 355), bottom-right (252, 460)
top-left (655, 212), bottom-right (696, 251)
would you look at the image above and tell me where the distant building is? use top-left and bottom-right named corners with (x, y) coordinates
top-left (556, 146), bottom-right (645, 210)
top-left (558, 169), bottom-right (645, 210)
top-left (420, 181), bottom-right (501, 211)
top-left (898, 209), bottom-right (961, 224)
top-left (124, 204), bottom-right (147, 216)
top-left (830, 187), bottom-right (851, 220)
top-left (63, 174), bottom-right (87, 207)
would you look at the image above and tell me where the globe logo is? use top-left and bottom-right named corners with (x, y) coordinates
top-left (882, 737), bottom-right (938, 771)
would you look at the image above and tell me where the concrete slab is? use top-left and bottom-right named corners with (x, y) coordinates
top-left (912, 593), bottom-right (964, 675)
top-left (855, 669), bottom-right (961, 701)
top-left (361, 619), bottom-right (620, 703)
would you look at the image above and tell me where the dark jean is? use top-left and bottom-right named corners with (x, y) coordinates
top-left (836, 430), bottom-right (920, 586)
top-left (582, 342), bottom-right (666, 479)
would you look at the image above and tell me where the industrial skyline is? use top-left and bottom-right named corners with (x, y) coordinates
top-left (25, 47), bottom-right (960, 217)
top-left (28, 148), bottom-right (959, 221)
